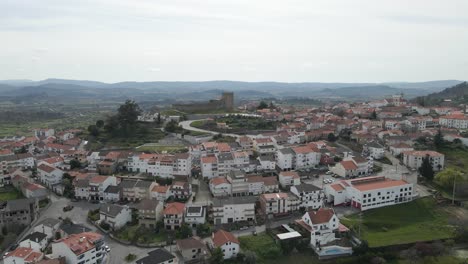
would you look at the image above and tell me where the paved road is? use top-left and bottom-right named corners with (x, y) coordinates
top-left (179, 119), bottom-right (247, 138)
top-left (13, 194), bottom-right (153, 264)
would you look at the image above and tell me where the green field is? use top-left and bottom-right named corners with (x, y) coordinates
top-left (439, 147), bottom-right (468, 173)
top-left (0, 187), bottom-right (23, 201)
top-left (135, 145), bottom-right (187, 153)
top-left (341, 197), bottom-right (455, 247)
top-left (238, 233), bottom-right (282, 263)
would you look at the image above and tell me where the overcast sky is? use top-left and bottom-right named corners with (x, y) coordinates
top-left (1, 0), bottom-right (467, 83)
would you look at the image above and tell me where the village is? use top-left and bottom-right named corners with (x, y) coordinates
top-left (1, 92), bottom-right (468, 264)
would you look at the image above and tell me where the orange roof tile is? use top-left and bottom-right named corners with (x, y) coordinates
top-left (164, 202), bottom-right (185, 215)
top-left (212, 229), bottom-right (239, 247)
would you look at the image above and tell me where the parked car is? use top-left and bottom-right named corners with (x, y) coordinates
top-left (63, 205), bottom-right (74, 212)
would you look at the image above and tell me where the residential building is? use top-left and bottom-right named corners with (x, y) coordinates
top-left (276, 148), bottom-right (294, 171)
top-left (51, 232), bottom-right (105, 264)
top-left (292, 145), bottom-right (321, 169)
top-left (136, 248), bottom-right (179, 264)
top-left (290, 183), bottom-right (324, 210)
top-left (363, 141), bottom-right (385, 160)
top-left (19, 232), bottom-right (48, 251)
top-left (121, 179), bottom-right (157, 202)
top-left (176, 237), bottom-right (209, 264)
top-left (212, 196), bottom-right (256, 225)
top-left (278, 171), bottom-right (300, 189)
top-left (184, 205), bottom-right (206, 227)
top-left (259, 192), bottom-right (300, 217)
top-left (33, 218), bottom-right (61, 240)
top-left (257, 154), bottom-right (276, 171)
top-left (209, 177), bottom-right (231, 197)
top-left (127, 153), bottom-right (192, 178)
top-left (226, 170), bottom-right (249, 197)
top-left (325, 176), bottom-right (414, 211)
top-left (299, 208), bottom-right (340, 247)
top-left (136, 198), bottom-right (164, 229)
top-left (0, 198), bottom-right (39, 229)
top-left (402, 150), bottom-right (445, 171)
top-left (37, 163), bottom-right (63, 188)
top-left (211, 229), bottom-right (240, 260)
top-left (170, 181), bottom-right (192, 200)
top-left (99, 204), bottom-right (132, 231)
top-left (439, 114), bottom-right (468, 129)
top-left (88, 175), bottom-right (117, 201)
top-left (201, 156), bottom-right (218, 179)
top-left (4, 247), bottom-right (43, 264)
top-left (164, 202), bottom-right (185, 230)
top-left (150, 185), bottom-right (171, 201)
top-left (389, 143), bottom-right (414, 157)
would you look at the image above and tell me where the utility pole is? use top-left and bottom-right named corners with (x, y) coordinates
top-left (452, 177), bottom-right (457, 205)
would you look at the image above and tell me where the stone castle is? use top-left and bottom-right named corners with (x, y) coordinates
top-left (172, 92), bottom-right (234, 112)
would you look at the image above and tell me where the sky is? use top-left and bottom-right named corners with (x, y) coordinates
top-left (1, 0), bottom-right (468, 83)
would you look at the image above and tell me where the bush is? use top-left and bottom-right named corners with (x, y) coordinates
top-left (99, 221), bottom-right (111, 231)
top-left (125, 254), bottom-right (137, 262)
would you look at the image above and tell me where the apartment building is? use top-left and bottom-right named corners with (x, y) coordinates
top-left (439, 114), bottom-right (468, 129)
top-left (127, 153), bottom-right (192, 178)
top-left (136, 198), bottom-right (164, 229)
top-left (0, 198), bottom-right (39, 229)
top-left (121, 179), bottom-right (157, 202)
top-left (212, 196), bottom-right (256, 225)
top-left (326, 176), bottom-right (414, 211)
top-left (259, 192), bottom-right (300, 217)
top-left (290, 183), bottom-right (324, 210)
top-left (402, 150), bottom-right (444, 171)
top-left (209, 177), bottom-right (231, 197)
top-left (278, 171), bottom-right (300, 189)
top-left (226, 170), bottom-right (249, 197)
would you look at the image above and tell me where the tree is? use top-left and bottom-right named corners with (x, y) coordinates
top-left (87, 125), bottom-right (99, 137)
top-left (370, 110), bottom-right (377, 120)
top-left (257, 101), bottom-right (268, 110)
top-left (176, 223), bottom-right (192, 239)
top-left (419, 155), bottom-right (435, 181)
top-left (243, 250), bottom-right (257, 264)
top-left (117, 100), bottom-right (142, 135)
top-left (55, 231), bottom-right (61, 240)
top-left (434, 129), bottom-right (444, 148)
top-left (327, 133), bottom-right (337, 142)
top-left (165, 120), bottom-right (182, 133)
top-left (70, 159), bottom-right (81, 169)
top-left (280, 239), bottom-right (297, 255)
top-left (157, 113), bottom-right (161, 124)
top-left (95, 120), bottom-right (104, 128)
top-left (209, 247), bottom-right (224, 264)
top-left (434, 168), bottom-right (464, 188)
top-left (353, 240), bottom-right (369, 256)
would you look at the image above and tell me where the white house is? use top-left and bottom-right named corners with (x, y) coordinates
top-left (99, 204), bottom-right (132, 231)
top-left (37, 163), bottom-right (63, 188)
top-left (51, 232), bottom-right (105, 264)
top-left (389, 143), bottom-right (414, 157)
top-left (292, 145), bottom-right (321, 169)
top-left (257, 154), bottom-right (276, 171)
top-left (33, 218), bottom-right (61, 240)
top-left (276, 148), bottom-right (294, 171)
top-left (363, 142), bottom-right (384, 160)
top-left (325, 176), bottom-right (414, 211)
top-left (300, 208), bottom-right (340, 247)
top-left (439, 114), bottom-right (468, 129)
top-left (184, 205), bottom-right (206, 227)
top-left (278, 171), bottom-right (301, 188)
top-left (259, 192), bottom-right (300, 217)
top-left (290, 183), bottom-right (324, 210)
top-left (402, 150), bottom-right (445, 171)
top-left (209, 177), bottom-right (232, 197)
top-left (201, 156), bottom-right (218, 179)
top-left (19, 232), bottom-right (48, 251)
top-left (213, 196), bottom-right (256, 225)
top-left (211, 229), bottom-right (240, 260)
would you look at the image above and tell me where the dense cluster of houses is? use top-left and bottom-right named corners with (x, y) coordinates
top-left (3, 92), bottom-right (467, 262)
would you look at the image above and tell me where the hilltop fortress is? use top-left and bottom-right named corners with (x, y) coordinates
top-left (172, 91), bottom-right (234, 112)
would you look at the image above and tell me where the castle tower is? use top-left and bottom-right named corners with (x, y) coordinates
top-left (222, 92), bottom-right (234, 111)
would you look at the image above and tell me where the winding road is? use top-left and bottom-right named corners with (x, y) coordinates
top-left (179, 119), bottom-right (252, 138)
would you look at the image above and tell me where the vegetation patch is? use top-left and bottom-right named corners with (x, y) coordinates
top-left (341, 197), bottom-right (455, 247)
top-left (0, 187), bottom-right (23, 201)
top-left (238, 233), bottom-right (281, 263)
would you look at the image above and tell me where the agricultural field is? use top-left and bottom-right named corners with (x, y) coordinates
top-left (341, 197), bottom-right (455, 247)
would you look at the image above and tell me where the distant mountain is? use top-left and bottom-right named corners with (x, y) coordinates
top-left (413, 82), bottom-right (468, 106)
top-left (0, 78), bottom-right (464, 104)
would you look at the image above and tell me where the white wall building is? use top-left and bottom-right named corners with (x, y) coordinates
top-left (402, 150), bottom-right (445, 171)
top-left (51, 232), bottom-right (105, 264)
top-left (213, 196), bottom-right (256, 225)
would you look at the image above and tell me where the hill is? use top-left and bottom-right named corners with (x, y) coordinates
top-left (413, 82), bottom-right (468, 106)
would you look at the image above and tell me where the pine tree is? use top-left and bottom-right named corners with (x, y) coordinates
top-left (434, 129), bottom-right (444, 148)
top-left (419, 155), bottom-right (435, 181)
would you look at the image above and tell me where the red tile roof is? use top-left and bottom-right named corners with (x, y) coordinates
top-left (210, 177), bottom-right (229, 186)
top-left (164, 202), bottom-right (185, 215)
top-left (340, 160), bottom-right (358, 170)
top-left (212, 229), bottom-right (239, 247)
top-left (330, 183), bottom-right (344, 192)
top-left (201, 156), bottom-right (217, 164)
top-left (308, 208), bottom-right (335, 224)
top-left (57, 232), bottom-right (102, 256)
top-left (279, 171), bottom-right (299, 179)
top-left (37, 163), bottom-right (57, 173)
